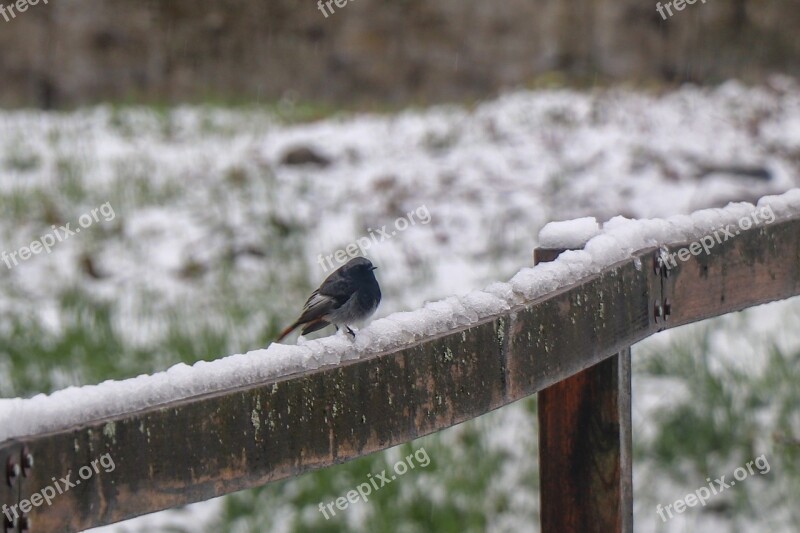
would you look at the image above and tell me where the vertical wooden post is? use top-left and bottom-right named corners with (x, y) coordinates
top-left (535, 247), bottom-right (633, 533)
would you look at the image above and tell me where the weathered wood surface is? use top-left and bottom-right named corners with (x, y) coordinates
top-left (1, 215), bottom-right (798, 533)
top-left (535, 247), bottom-right (635, 533)
top-left (538, 351), bottom-right (633, 533)
top-left (661, 218), bottom-right (800, 326)
top-left (0, 251), bottom-right (658, 532)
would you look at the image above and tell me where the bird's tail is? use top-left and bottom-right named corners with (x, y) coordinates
top-left (276, 317), bottom-right (331, 342)
top-left (276, 321), bottom-right (300, 342)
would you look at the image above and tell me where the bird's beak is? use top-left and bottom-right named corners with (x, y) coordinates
top-left (371, 266), bottom-right (378, 271)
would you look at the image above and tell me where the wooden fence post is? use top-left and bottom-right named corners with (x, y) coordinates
top-left (535, 247), bottom-right (633, 533)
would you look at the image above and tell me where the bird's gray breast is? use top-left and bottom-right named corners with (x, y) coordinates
top-left (328, 286), bottom-right (380, 325)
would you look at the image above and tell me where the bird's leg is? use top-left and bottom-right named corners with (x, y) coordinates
top-left (346, 326), bottom-right (356, 338)
top-left (334, 325), bottom-right (339, 332)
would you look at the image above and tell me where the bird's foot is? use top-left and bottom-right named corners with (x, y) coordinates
top-left (346, 326), bottom-right (356, 338)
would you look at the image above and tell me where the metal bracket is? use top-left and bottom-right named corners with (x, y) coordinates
top-left (653, 249), bottom-right (672, 329)
top-left (2, 446), bottom-right (32, 533)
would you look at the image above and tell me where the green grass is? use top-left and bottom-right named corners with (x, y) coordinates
top-left (636, 320), bottom-right (800, 528)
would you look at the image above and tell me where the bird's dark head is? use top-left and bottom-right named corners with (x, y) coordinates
top-left (342, 257), bottom-right (378, 278)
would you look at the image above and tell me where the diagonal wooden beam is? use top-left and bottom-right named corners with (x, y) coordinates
top-left (0, 215), bottom-right (798, 532)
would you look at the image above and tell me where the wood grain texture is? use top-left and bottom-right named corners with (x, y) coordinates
top-left (538, 349), bottom-right (633, 533)
top-left (1, 215), bottom-right (798, 532)
top-left (661, 218), bottom-right (800, 326)
top-left (535, 247), bottom-right (636, 533)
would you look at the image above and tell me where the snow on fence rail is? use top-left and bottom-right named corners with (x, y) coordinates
top-left (1, 190), bottom-right (800, 533)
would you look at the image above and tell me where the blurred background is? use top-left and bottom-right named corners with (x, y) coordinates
top-left (1, 0), bottom-right (800, 531)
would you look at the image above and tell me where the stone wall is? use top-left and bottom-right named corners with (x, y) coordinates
top-left (0, 0), bottom-right (797, 108)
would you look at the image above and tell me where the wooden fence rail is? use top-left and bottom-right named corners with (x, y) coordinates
top-left (2, 215), bottom-right (799, 533)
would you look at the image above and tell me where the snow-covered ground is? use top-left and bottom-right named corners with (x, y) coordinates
top-left (1, 77), bottom-right (800, 532)
top-left (1, 78), bottom-right (798, 328)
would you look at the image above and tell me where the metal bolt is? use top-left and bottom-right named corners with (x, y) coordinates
top-left (21, 447), bottom-right (33, 477)
top-left (6, 457), bottom-right (20, 487)
top-left (3, 513), bottom-right (15, 533)
top-left (653, 252), bottom-right (662, 276)
top-left (654, 301), bottom-right (663, 322)
top-left (664, 299), bottom-right (671, 320)
top-left (19, 514), bottom-right (29, 533)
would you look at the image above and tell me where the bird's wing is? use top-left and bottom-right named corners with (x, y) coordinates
top-left (293, 269), bottom-right (358, 324)
top-left (293, 290), bottom-right (333, 323)
top-left (317, 276), bottom-right (358, 306)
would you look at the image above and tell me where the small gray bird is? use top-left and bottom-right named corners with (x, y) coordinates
top-left (276, 257), bottom-right (381, 342)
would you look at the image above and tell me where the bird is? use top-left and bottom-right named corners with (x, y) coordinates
top-left (276, 257), bottom-right (381, 342)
